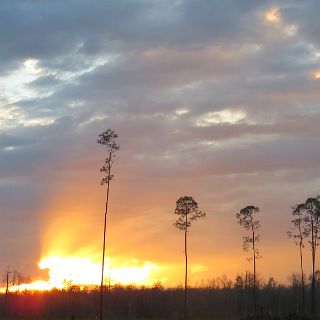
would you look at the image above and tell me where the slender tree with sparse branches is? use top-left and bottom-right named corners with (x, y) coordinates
top-left (97, 129), bottom-right (120, 320)
top-left (288, 203), bottom-right (308, 315)
top-left (236, 205), bottom-right (261, 317)
top-left (303, 196), bottom-right (320, 314)
top-left (174, 196), bottom-right (206, 320)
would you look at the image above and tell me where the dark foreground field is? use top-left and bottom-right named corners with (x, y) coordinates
top-left (0, 279), bottom-right (316, 320)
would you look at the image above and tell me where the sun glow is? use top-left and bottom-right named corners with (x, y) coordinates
top-left (265, 7), bottom-right (281, 23)
top-left (3, 256), bottom-right (161, 292)
top-left (40, 256), bottom-right (160, 287)
top-left (312, 71), bottom-right (320, 79)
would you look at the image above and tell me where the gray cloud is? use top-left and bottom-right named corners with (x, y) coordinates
top-left (1, 0), bottom-right (320, 281)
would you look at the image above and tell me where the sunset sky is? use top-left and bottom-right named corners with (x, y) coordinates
top-left (1, 0), bottom-right (320, 287)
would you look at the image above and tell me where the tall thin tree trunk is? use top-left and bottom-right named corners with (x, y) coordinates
top-left (252, 228), bottom-right (256, 317)
top-left (299, 239), bottom-right (305, 314)
top-left (311, 221), bottom-right (316, 314)
top-left (315, 217), bottom-right (319, 315)
top-left (245, 270), bottom-right (248, 318)
top-left (312, 246), bottom-right (316, 314)
top-left (100, 152), bottom-right (112, 320)
top-left (184, 214), bottom-right (188, 320)
top-left (5, 271), bottom-right (10, 317)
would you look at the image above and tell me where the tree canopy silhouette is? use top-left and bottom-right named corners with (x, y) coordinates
top-left (302, 196), bottom-right (320, 314)
top-left (174, 196), bottom-right (206, 320)
top-left (288, 203), bottom-right (308, 314)
top-left (236, 205), bottom-right (261, 317)
top-left (97, 128), bottom-right (120, 320)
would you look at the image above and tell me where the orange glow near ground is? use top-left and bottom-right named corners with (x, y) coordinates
top-left (39, 256), bottom-right (160, 288)
top-left (3, 256), bottom-right (161, 292)
top-left (7, 280), bottom-right (54, 292)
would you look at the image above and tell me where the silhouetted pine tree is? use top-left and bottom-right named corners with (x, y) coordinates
top-left (174, 196), bottom-right (206, 320)
top-left (236, 205), bottom-right (261, 317)
top-left (288, 203), bottom-right (308, 314)
top-left (97, 129), bottom-right (120, 320)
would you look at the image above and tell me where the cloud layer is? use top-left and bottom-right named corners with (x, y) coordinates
top-left (1, 0), bottom-right (320, 283)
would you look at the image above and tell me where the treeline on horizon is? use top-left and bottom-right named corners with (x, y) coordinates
top-left (0, 272), bottom-right (318, 319)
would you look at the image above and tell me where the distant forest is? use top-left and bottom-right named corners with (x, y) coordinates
top-left (0, 273), bottom-right (318, 319)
